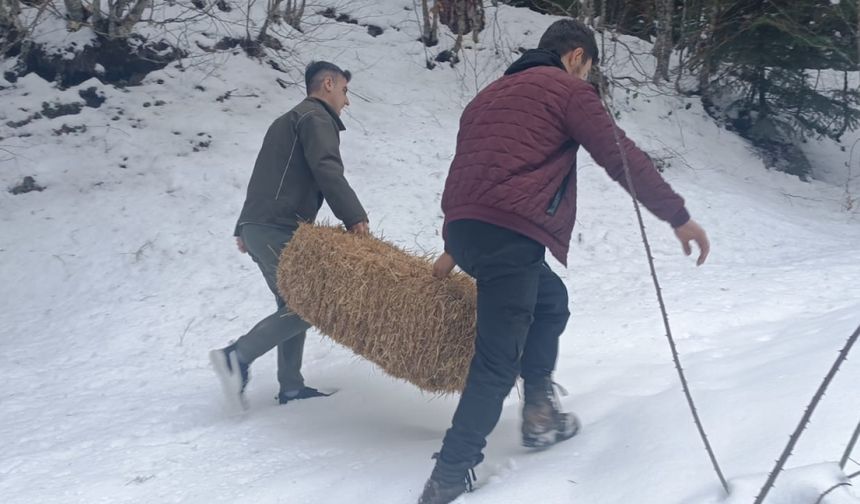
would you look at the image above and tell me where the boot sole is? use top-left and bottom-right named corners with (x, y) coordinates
top-left (522, 422), bottom-right (580, 449)
top-left (278, 389), bottom-right (338, 405)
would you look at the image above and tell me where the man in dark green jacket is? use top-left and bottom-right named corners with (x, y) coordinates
top-left (210, 61), bottom-right (369, 409)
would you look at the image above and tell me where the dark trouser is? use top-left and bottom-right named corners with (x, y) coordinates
top-left (235, 223), bottom-right (311, 393)
top-left (437, 219), bottom-right (570, 471)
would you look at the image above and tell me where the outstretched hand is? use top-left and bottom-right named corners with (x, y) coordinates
top-left (674, 219), bottom-right (710, 266)
top-left (236, 237), bottom-right (247, 254)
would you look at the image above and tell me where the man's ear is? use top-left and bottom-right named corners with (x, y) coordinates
top-left (560, 50), bottom-right (575, 74)
top-left (571, 47), bottom-right (585, 66)
top-left (324, 75), bottom-right (334, 92)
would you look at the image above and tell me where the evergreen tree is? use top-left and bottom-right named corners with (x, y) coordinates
top-left (694, 0), bottom-right (859, 177)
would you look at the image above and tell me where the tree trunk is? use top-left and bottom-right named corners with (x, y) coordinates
top-left (91, 0), bottom-right (102, 23)
top-left (107, 0), bottom-right (120, 37)
top-left (581, 0), bottom-right (594, 25)
top-left (696, 2), bottom-right (719, 96)
top-left (89, 0), bottom-right (150, 39)
top-left (437, 0), bottom-right (484, 36)
top-left (258, 0), bottom-right (284, 40)
top-left (599, 0), bottom-right (606, 29)
top-left (420, 0), bottom-right (438, 46)
top-left (116, 0), bottom-right (149, 38)
top-left (64, 0), bottom-right (85, 27)
top-left (0, 0), bottom-right (23, 54)
top-left (0, 0), bottom-right (22, 30)
top-left (652, 0), bottom-right (672, 82)
top-left (674, 0), bottom-right (691, 92)
top-left (284, 0), bottom-right (305, 31)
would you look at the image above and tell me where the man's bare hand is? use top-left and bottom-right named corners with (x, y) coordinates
top-left (674, 219), bottom-right (710, 266)
top-left (236, 237), bottom-right (247, 254)
top-left (432, 252), bottom-right (456, 279)
top-left (348, 221), bottom-right (369, 235)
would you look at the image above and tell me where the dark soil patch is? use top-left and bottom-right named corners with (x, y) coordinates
top-left (19, 35), bottom-right (185, 88)
top-left (10, 176), bottom-right (45, 195)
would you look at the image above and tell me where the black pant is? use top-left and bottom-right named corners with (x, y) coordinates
top-left (438, 219), bottom-right (570, 469)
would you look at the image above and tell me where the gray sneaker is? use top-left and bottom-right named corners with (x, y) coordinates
top-left (209, 342), bottom-right (250, 410)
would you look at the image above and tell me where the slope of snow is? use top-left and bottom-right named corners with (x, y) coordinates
top-left (1, 2), bottom-right (859, 503)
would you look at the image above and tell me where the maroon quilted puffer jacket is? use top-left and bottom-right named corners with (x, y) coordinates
top-left (441, 49), bottom-right (690, 265)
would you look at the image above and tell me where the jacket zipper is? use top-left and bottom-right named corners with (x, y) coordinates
top-left (546, 172), bottom-right (571, 216)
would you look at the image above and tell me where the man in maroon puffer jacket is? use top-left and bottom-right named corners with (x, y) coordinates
top-left (418, 19), bottom-right (710, 504)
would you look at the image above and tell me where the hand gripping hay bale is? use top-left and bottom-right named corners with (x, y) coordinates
top-left (276, 224), bottom-right (477, 394)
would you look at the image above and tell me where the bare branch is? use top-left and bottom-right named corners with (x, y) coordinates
top-left (841, 418), bottom-right (860, 470)
top-left (814, 482), bottom-right (852, 504)
top-left (753, 323), bottom-right (860, 504)
top-left (596, 66), bottom-right (730, 495)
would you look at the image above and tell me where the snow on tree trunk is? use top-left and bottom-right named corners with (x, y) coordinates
top-left (90, 0), bottom-right (151, 40)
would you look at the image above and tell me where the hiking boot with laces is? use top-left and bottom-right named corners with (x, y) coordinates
top-left (417, 453), bottom-right (481, 504)
top-left (521, 376), bottom-right (580, 448)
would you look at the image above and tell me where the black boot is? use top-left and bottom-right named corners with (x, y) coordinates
top-left (277, 386), bottom-right (332, 405)
top-left (521, 377), bottom-right (580, 448)
top-left (417, 453), bottom-right (482, 504)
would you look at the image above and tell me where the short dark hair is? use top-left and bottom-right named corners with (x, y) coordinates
top-left (538, 19), bottom-right (599, 65)
top-left (305, 61), bottom-right (351, 95)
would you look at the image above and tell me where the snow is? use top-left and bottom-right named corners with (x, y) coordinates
top-left (28, 17), bottom-right (97, 57)
top-left (1, 2), bottom-right (859, 503)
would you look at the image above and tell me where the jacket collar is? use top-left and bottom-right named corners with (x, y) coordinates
top-left (307, 97), bottom-right (346, 131)
top-left (504, 49), bottom-right (566, 76)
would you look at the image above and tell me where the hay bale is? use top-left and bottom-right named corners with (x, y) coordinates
top-left (276, 224), bottom-right (477, 394)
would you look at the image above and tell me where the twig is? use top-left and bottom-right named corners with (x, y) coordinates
top-left (840, 419), bottom-right (860, 470)
top-left (814, 482), bottom-right (852, 504)
top-left (133, 240), bottom-right (153, 262)
top-left (596, 70), bottom-right (729, 495)
top-left (753, 323), bottom-right (860, 504)
top-left (781, 192), bottom-right (822, 203)
top-left (349, 89), bottom-right (372, 103)
top-left (180, 317), bottom-right (195, 346)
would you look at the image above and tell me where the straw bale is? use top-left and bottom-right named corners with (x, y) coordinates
top-left (276, 223), bottom-right (477, 394)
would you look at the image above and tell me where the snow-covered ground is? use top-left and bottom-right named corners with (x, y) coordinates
top-left (1, 2), bottom-right (859, 503)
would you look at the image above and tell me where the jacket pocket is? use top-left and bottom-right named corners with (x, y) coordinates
top-left (546, 172), bottom-right (571, 216)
